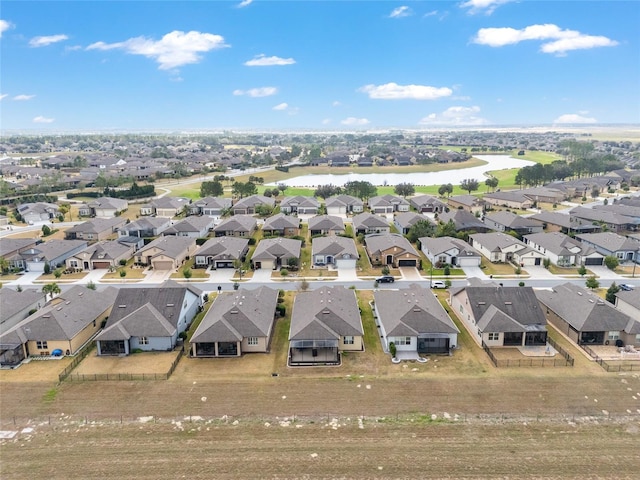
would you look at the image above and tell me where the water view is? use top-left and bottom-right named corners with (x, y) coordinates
top-left (271, 155), bottom-right (535, 187)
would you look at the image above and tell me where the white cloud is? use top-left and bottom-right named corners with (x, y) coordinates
top-left (86, 30), bottom-right (228, 70)
top-left (29, 34), bottom-right (69, 47)
top-left (553, 113), bottom-right (597, 124)
top-left (14, 94), bottom-right (35, 101)
top-left (0, 19), bottom-right (12, 37)
top-left (473, 24), bottom-right (618, 55)
top-left (33, 116), bottom-right (55, 123)
top-left (460, 0), bottom-right (513, 15)
top-left (423, 10), bottom-right (439, 17)
top-left (322, 118), bottom-right (332, 125)
top-left (0, 94), bottom-right (8, 101)
top-left (273, 103), bottom-right (289, 111)
top-left (419, 106), bottom-right (489, 126)
top-left (65, 45), bottom-right (82, 51)
top-left (244, 54), bottom-right (295, 67)
top-left (341, 117), bottom-right (370, 126)
top-left (389, 6), bottom-right (412, 18)
top-left (358, 82), bottom-right (452, 100)
top-left (237, 0), bottom-right (253, 7)
top-left (233, 87), bottom-right (278, 97)
top-left (332, 101), bottom-right (342, 107)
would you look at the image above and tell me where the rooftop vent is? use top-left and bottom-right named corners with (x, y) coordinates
top-left (504, 302), bottom-right (512, 305)
top-left (118, 305), bottom-right (127, 308)
top-left (166, 303), bottom-right (174, 307)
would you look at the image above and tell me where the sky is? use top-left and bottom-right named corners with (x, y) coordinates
top-left (1, 0), bottom-right (639, 132)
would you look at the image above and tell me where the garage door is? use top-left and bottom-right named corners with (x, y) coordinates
top-left (457, 257), bottom-right (480, 267)
top-left (398, 259), bottom-right (417, 267)
top-left (92, 261), bottom-right (112, 269)
top-left (256, 260), bottom-right (275, 270)
top-left (215, 261), bottom-right (234, 269)
top-left (584, 257), bottom-right (603, 266)
top-left (153, 260), bottom-right (174, 270)
top-left (335, 259), bottom-right (357, 269)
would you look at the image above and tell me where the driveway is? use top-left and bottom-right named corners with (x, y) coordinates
top-left (336, 266), bottom-right (358, 281)
top-left (524, 265), bottom-right (558, 279)
top-left (251, 268), bottom-right (273, 283)
top-left (146, 268), bottom-right (172, 283)
top-left (461, 265), bottom-right (489, 280)
top-left (209, 268), bottom-right (236, 284)
top-left (587, 265), bottom-right (625, 280)
top-left (399, 267), bottom-right (422, 281)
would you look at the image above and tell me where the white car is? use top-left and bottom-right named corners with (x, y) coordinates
top-left (431, 280), bottom-right (447, 289)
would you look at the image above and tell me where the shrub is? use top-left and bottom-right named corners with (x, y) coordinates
top-left (389, 342), bottom-right (397, 358)
top-left (443, 265), bottom-right (450, 276)
top-left (276, 304), bottom-right (286, 316)
top-left (604, 255), bottom-right (619, 271)
top-left (577, 265), bottom-right (587, 277)
top-left (518, 281), bottom-right (525, 287)
top-left (44, 263), bottom-right (51, 275)
top-left (543, 258), bottom-right (551, 269)
top-left (119, 259), bottom-right (127, 266)
top-left (183, 268), bottom-right (192, 279)
top-left (515, 266), bottom-right (522, 275)
top-left (381, 265), bottom-right (390, 275)
top-left (178, 331), bottom-right (188, 340)
top-left (280, 268), bottom-right (289, 277)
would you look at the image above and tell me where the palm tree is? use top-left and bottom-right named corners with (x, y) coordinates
top-left (42, 282), bottom-right (61, 301)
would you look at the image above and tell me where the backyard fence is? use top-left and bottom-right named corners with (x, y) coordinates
top-left (482, 341), bottom-right (574, 368)
top-left (63, 351), bottom-right (183, 382)
top-left (581, 344), bottom-right (640, 372)
top-left (58, 342), bottom-right (95, 382)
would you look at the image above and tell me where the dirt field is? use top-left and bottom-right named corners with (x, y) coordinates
top-left (73, 351), bottom-right (180, 376)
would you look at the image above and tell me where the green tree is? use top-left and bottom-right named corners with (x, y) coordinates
top-left (437, 183), bottom-right (453, 198)
top-left (460, 178), bottom-right (479, 194)
top-left (42, 282), bottom-right (61, 300)
top-left (44, 262), bottom-right (51, 275)
top-left (485, 177), bottom-right (499, 192)
top-left (183, 268), bottom-right (192, 279)
top-left (41, 224), bottom-right (51, 236)
top-left (577, 265), bottom-right (587, 277)
top-left (0, 256), bottom-right (9, 274)
top-left (394, 182), bottom-right (415, 198)
top-left (314, 184), bottom-right (342, 199)
top-left (605, 282), bottom-right (620, 304)
top-left (604, 255), bottom-right (619, 271)
top-left (585, 276), bottom-right (599, 290)
top-left (54, 268), bottom-right (63, 279)
top-left (407, 220), bottom-right (436, 243)
top-left (343, 180), bottom-right (377, 201)
top-left (200, 180), bottom-right (224, 198)
top-left (435, 219), bottom-right (457, 238)
top-left (86, 280), bottom-right (96, 290)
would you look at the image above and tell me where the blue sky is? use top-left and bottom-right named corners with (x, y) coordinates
top-left (1, 0), bottom-right (638, 131)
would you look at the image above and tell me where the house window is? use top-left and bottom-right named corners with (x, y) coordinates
top-left (69, 260), bottom-right (78, 268)
top-left (139, 337), bottom-right (149, 345)
top-left (247, 337), bottom-right (259, 346)
top-left (488, 333), bottom-right (499, 341)
top-left (343, 336), bottom-right (354, 345)
top-left (395, 337), bottom-right (411, 346)
top-left (36, 341), bottom-right (48, 349)
top-left (608, 331), bottom-right (620, 341)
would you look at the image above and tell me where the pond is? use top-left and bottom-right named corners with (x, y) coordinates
top-left (270, 155), bottom-right (535, 187)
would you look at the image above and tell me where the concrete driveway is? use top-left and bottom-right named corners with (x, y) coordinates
top-left (524, 265), bottom-right (558, 279)
top-left (587, 265), bottom-right (625, 280)
top-left (399, 267), bottom-right (422, 281)
top-left (251, 268), bottom-right (273, 283)
top-left (461, 265), bottom-right (489, 280)
top-left (336, 266), bottom-right (358, 281)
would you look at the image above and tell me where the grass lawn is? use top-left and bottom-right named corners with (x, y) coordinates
top-left (101, 260), bottom-right (147, 280)
top-left (170, 258), bottom-right (208, 279)
top-left (479, 257), bottom-right (528, 276)
top-left (547, 264), bottom-right (593, 276)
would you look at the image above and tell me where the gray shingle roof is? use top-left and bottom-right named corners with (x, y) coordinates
top-left (139, 236), bottom-right (195, 259)
top-left (252, 237), bottom-right (301, 261)
top-left (195, 236), bottom-right (249, 258)
top-left (536, 283), bottom-right (638, 333)
top-left (352, 213), bottom-right (390, 230)
top-left (289, 286), bottom-right (362, 340)
top-left (191, 287), bottom-right (278, 343)
top-left (463, 286), bottom-right (547, 330)
top-left (364, 233), bottom-right (418, 257)
top-left (374, 284), bottom-right (458, 337)
top-left (312, 236), bottom-right (358, 257)
top-left (308, 215), bottom-right (345, 231)
top-left (214, 215), bottom-right (257, 233)
top-left (262, 213), bottom-right (300, 231)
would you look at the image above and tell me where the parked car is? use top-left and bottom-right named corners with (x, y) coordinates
top-left (431, 280), bottom-right (446, 289)
top-left (376, 275), bottom-right (395, 283)
top-left (619, 284), bottom-right (635, 291)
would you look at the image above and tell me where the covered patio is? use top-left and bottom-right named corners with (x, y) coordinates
top-left (288, 339), bottom-right (339, 366)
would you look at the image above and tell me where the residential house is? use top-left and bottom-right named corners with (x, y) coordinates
top-left (288, 286), bottom-right (363, 366)
top-left (311, 236), bottom-right (358, 268)
top-left (232, 195), bottom-right (275, 215)
top-left (95, 282), bottom-right (203, 355)
top-left (483, 211), bottom-right (543, 235)
top-left (469, 232), bottom-right (545, 266)
top-left (483, 191), bottom-right (533, 210)
top-left (81, 197), bottom-right (129, 218)
top-left (162, 216), bottom-right (215, 238)
top-left (17, 202), bottom-right (59, 224)
top-left (365, 233), bottom-right (420, 267)
top-left (135, 236), bottom-right (197, 270)
top-left (393, 212), bottom-right (425, 235)
top-left (436, 209), bottom-right (490, 233)
top-left (0, 288), bottom-right (46, 332)
top-left (0, 238), bottom-right (38, 270)
top-left (523, 232), bottom-right (604, 267)
top-left (194, 236), bottom-right (249, 269)
top-left (19, 239), bottom-right (88, 271)
top-left (374, 284), bottom-right (459, 355)
top-left (118, 217), bottom-right (172, 238)
top-left (0, 286), bottom-right (118, 367)
top-left (190, 287), bottom-right (278, 357)
top-left (537, 283), bottom-right (640, 347)
top-left (262, 213), bottom-right (301, 237)
top-left (570, 206), bottom-right (639, 233)
top-left (64, 217), bottom-right (126, 242)
top-left (147, 197), bottom-right (191, 217)
top-left (447, 195), bottom-right (486, 214)
top-left (409, 195), bottom-right (447, 213)
top-left (280, 196), bottom-right (320, 215)
top-left (251, 237), bottom-right (302, 270)
top-left (615, 290), bottom-right (640, 326)
top-left (325, 195), bottom-right (364, 215)
top-left (65, 240), bottom-right (135, 271)
top-left (213, 215), bottom-right (257, 237)
top-left (189, 196), bottom-right (232, 217)
top-left (576, 232), bottom-right (640, 264)
top-left (308, 215), bottom-right (345, 236)
top-left (368, 194), bottom-right (410, 214)
top-left (352, 213), bottom-right (390, 235)
top-left (451, 285), bottom-right (548, 347)
top-left (420, 236), bottom-right (482, 267)
top-left (528, 211), bottom-right (602, 234)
